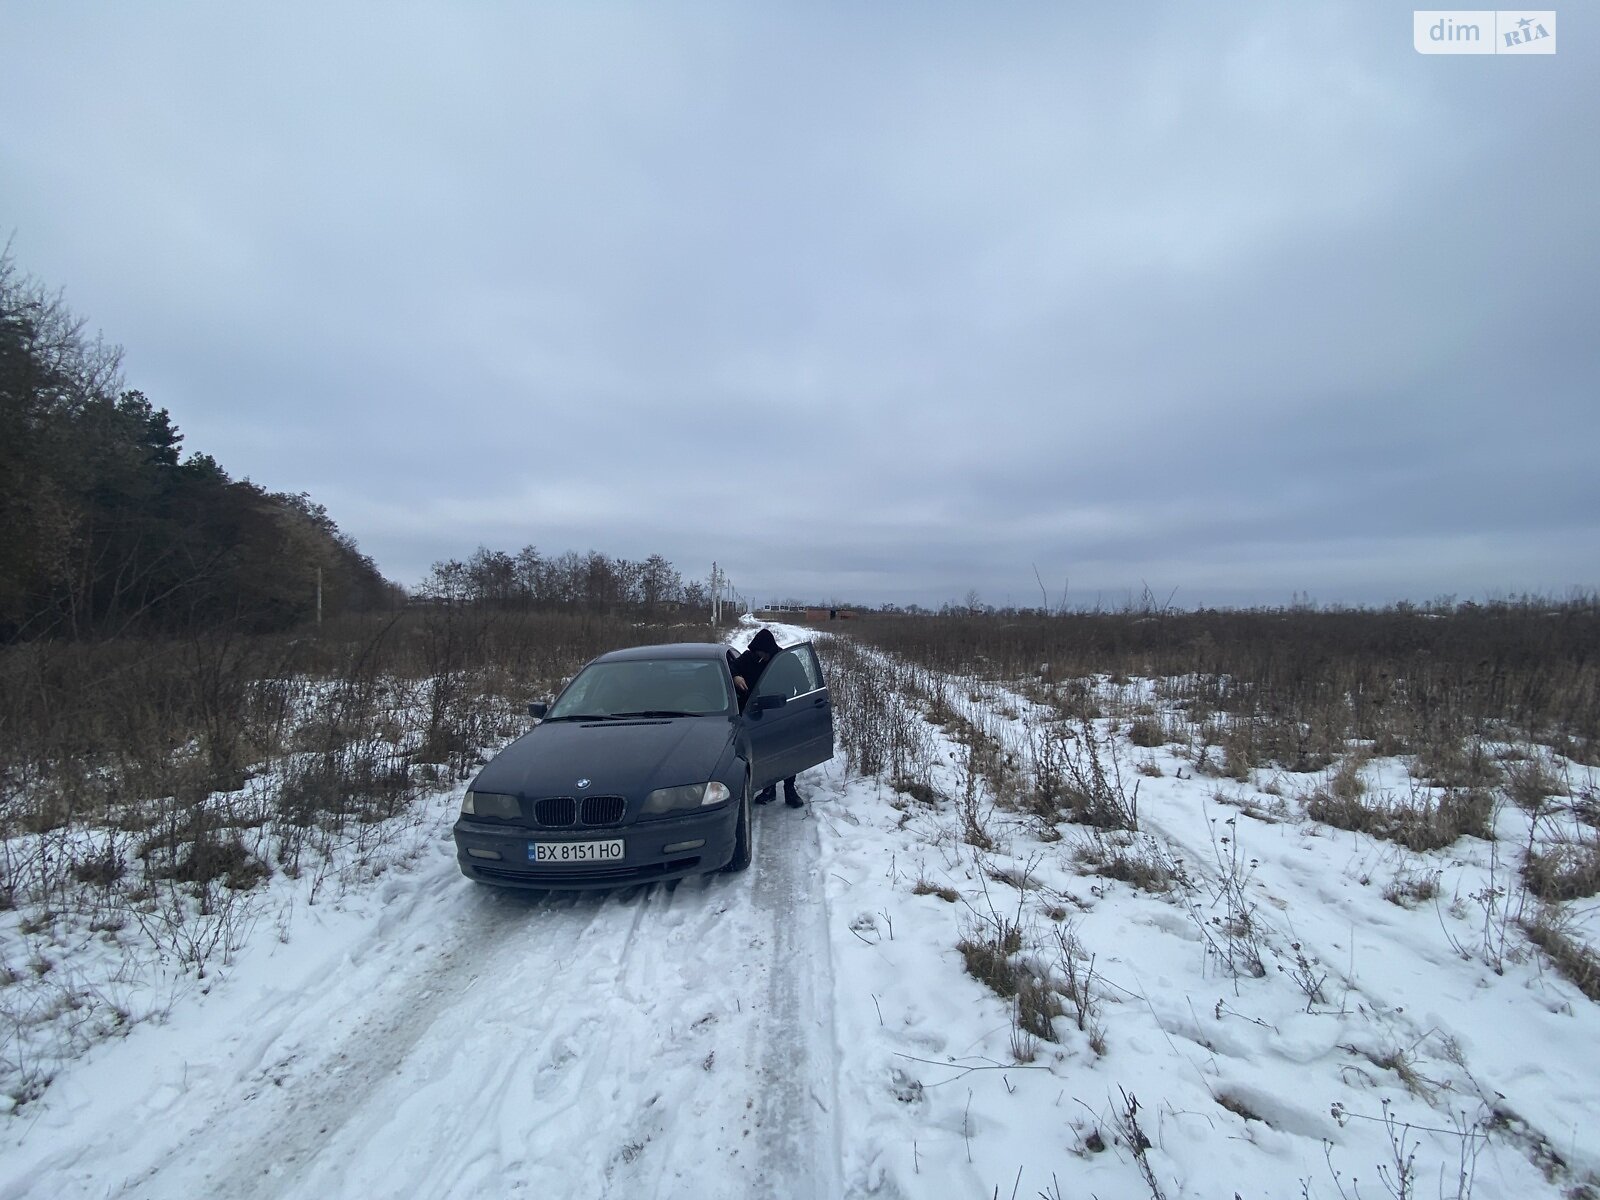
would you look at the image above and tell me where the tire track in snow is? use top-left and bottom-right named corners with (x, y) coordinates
top-left (210, 838), bottom-right (839, 1200)
top-left (284, 880), bottom-right (710, 1200)
top-left (115, 884), bottom-right (596, 1200)
top-left (748, 807), bottom-right (842, 1200)
top-left (17, 778), bottom-right (844, 1199)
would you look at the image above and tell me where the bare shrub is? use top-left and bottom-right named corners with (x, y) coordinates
top-left (1238, 711), bottom-right (1339, 774)
top-left (892, 777), bottom-right (940, 805)
top-left (167, 832), bottom-right (263, 891)
top-left (1127, 717), bottom-right (1165, 748)
top-left (1047, 677), bottom-right (1102, 722)
top-left (954, 740), bottom-right (996, 851)
top-left (956, 918), bottom-right (1022, 997)
top-left (1056, 720), bottom-right (1139, 830)
top-left (1305, 783), bottom-right (1493, 852)
top-left (1522, 833), bottom-right (1600, 901)
top-left (817, 637), bottom-right (936, 785)
top-left (1523, 907), bottom-right (1600, 1002)
top-left (1279, 941), bottom-right (1328, 1011)
top-left (1054, 923), bottom-right (1106, 1055)
top-left (1217, 721), bottom-right (1258, 782)
top-left (1384, 867), bottom-right (1441, 908)
top-left (1025, 717), bottom-right (1072, 823)
top-left (1504, 755), bottom-right (1564, 812)
top-left (846, 598), bottom-right (1600, 781)
top-left (129, 874), bottom-right (258, 977)
top-left (1012, 971), bottom-right (1064, 1062)
top-left (1412, 737), bottom-right (1500, 790)
top-left (956, 873), bottom-right (1028, 1007)
top-left (70, 847), bottom-right (125, 888)
top-left (1329, 754), bottom-right (1369, 801)
top-left (1072, 830), bottom-right (1179, 895)
top-left (1575, 780), bottom-right (1600, 828)
top-left (1190, 817), bottom-right (1266, 984)
top-left (1110, 1087), bottom-right (1167, 1200)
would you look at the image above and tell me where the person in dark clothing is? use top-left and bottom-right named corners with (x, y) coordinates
top-left (729, 627), bottom-right (780, 700)
top-left (729, 628), bottom-right (804, 808)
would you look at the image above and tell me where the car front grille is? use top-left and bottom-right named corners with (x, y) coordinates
top-left (581, 795), bottom-right (626, 826)
top-left (532, 795), bottom-right (626, 827)
top-left (534, 797), bottom-right (576, 826)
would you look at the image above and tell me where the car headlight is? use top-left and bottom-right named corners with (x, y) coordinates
top-left (462, 790), bottom-right (520, 819)
top-left (642, 781), bottom-right (731, 814)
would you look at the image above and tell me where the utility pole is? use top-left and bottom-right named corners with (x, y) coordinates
top-left (709, 563), bottom-right (722, 626)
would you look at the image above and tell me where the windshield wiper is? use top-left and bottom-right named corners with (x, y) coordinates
top-left (609, 710), bottom-right (697, 719)
top-left (544, 713), bottom-right (629, 722)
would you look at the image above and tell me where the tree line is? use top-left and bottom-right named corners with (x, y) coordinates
top-left (420, 545), bottom-right (707, 615)
top-left (0, 250), bottom-right (396, 641)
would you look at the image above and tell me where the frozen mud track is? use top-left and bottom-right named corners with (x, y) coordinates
top-left (4, 811), bottom-right (841, 1200)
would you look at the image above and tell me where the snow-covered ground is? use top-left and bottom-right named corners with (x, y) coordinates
top-left (2, 623), bottom-right (1596, 1199)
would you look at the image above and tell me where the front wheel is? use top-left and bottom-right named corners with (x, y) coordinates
top-left (722, 774), bottom-right (752, 873)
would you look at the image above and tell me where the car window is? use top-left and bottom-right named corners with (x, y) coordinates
top-left (549, 659), bottom-right (732, 717)
top-left (754, 648), bottom-right (816, 701)
top-left (793, 644), bottom-right (823, 692)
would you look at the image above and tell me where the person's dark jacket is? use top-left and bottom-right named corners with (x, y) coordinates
top-left (730, 628), bottom-right (781, 707)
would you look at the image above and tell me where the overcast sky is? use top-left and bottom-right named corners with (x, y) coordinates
top-left (3, 3), bottom-right (1595, 610)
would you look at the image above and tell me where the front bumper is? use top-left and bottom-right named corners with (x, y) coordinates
top-left (452, 804), bottom-right (739, 890)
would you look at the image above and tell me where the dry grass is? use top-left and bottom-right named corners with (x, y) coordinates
top-left (892, 777), bottom-right (941, 805)
top-left (1071, 830), bottom-right (1181, 895)
top-left (1126, 717), bottom-right (1166, 748)
top-left (1522, 835), bottom-right (1600, 902)
top-left (0, 610), bottom-right (706, 950)
top-left (1383, 868), bottom-right (1442, 908)
top-left (1215, 1091), bottom-right (1263, 1123)
top-left (1524, 908), bottom-right (1600, 1002)
top-left (1412, 738), bottom-right (1501, 791)
top-left (1504, 756), bottom-right (1565, 812)
top-left (848, 600), bottom-right (1600, 773)
top-left (1014, 973), bottom-right (1064, 1045)
top-left (1329, 754), bottom-right (1369, 802)
top-left (1305, 786), bottom-right (1494, 852)
top-left (957, 918), bottom-right (1023, 998)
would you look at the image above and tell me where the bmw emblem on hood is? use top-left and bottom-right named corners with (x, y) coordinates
top-left (576, 778), bottom-right (591, 789)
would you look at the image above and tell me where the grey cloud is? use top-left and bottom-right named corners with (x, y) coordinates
top-left (2, 2), bottom-right (1595, 608)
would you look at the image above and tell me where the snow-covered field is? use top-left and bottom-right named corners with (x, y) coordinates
top-left (2, 623), bottom-right (1597, 1199)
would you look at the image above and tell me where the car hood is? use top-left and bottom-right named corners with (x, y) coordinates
top-left (470, 716), bottom-right (736, 799)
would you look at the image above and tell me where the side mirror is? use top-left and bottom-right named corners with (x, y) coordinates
top-left (754, 693), bottom-right (787, 712)
top-left (528, 702), bottom-right (548, 719)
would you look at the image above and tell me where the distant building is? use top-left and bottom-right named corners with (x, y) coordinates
top-left (755, 603), bottom-right (859, 622)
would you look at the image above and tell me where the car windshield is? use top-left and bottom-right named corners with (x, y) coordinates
top-left (546, 658), bottom-right (732, 719)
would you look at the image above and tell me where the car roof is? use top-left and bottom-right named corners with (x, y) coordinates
top-left (593, 642), bottom-right (733, 664)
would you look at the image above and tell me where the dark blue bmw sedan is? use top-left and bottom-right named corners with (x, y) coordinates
top-left (452, 640), bottom-right (834, 889)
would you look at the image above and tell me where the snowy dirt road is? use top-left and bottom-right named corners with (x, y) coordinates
top-left (11, 627), bottom-right (1598, 1200)
top-left (4, 805), bottom-right (841, 1200)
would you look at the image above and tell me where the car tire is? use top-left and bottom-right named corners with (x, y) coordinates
top-left (722, 774), bottom-right (753, 873)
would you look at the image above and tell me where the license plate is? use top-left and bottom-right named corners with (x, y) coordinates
top-left (530, 839), bottom-right (625, 864)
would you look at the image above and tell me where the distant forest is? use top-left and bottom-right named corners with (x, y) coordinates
top-left (0, 251), bottom-right (395, 640)
top-left (0, 252), bottom-right (718, 643)
top-left (419, 546), bottom-right (706, 614)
